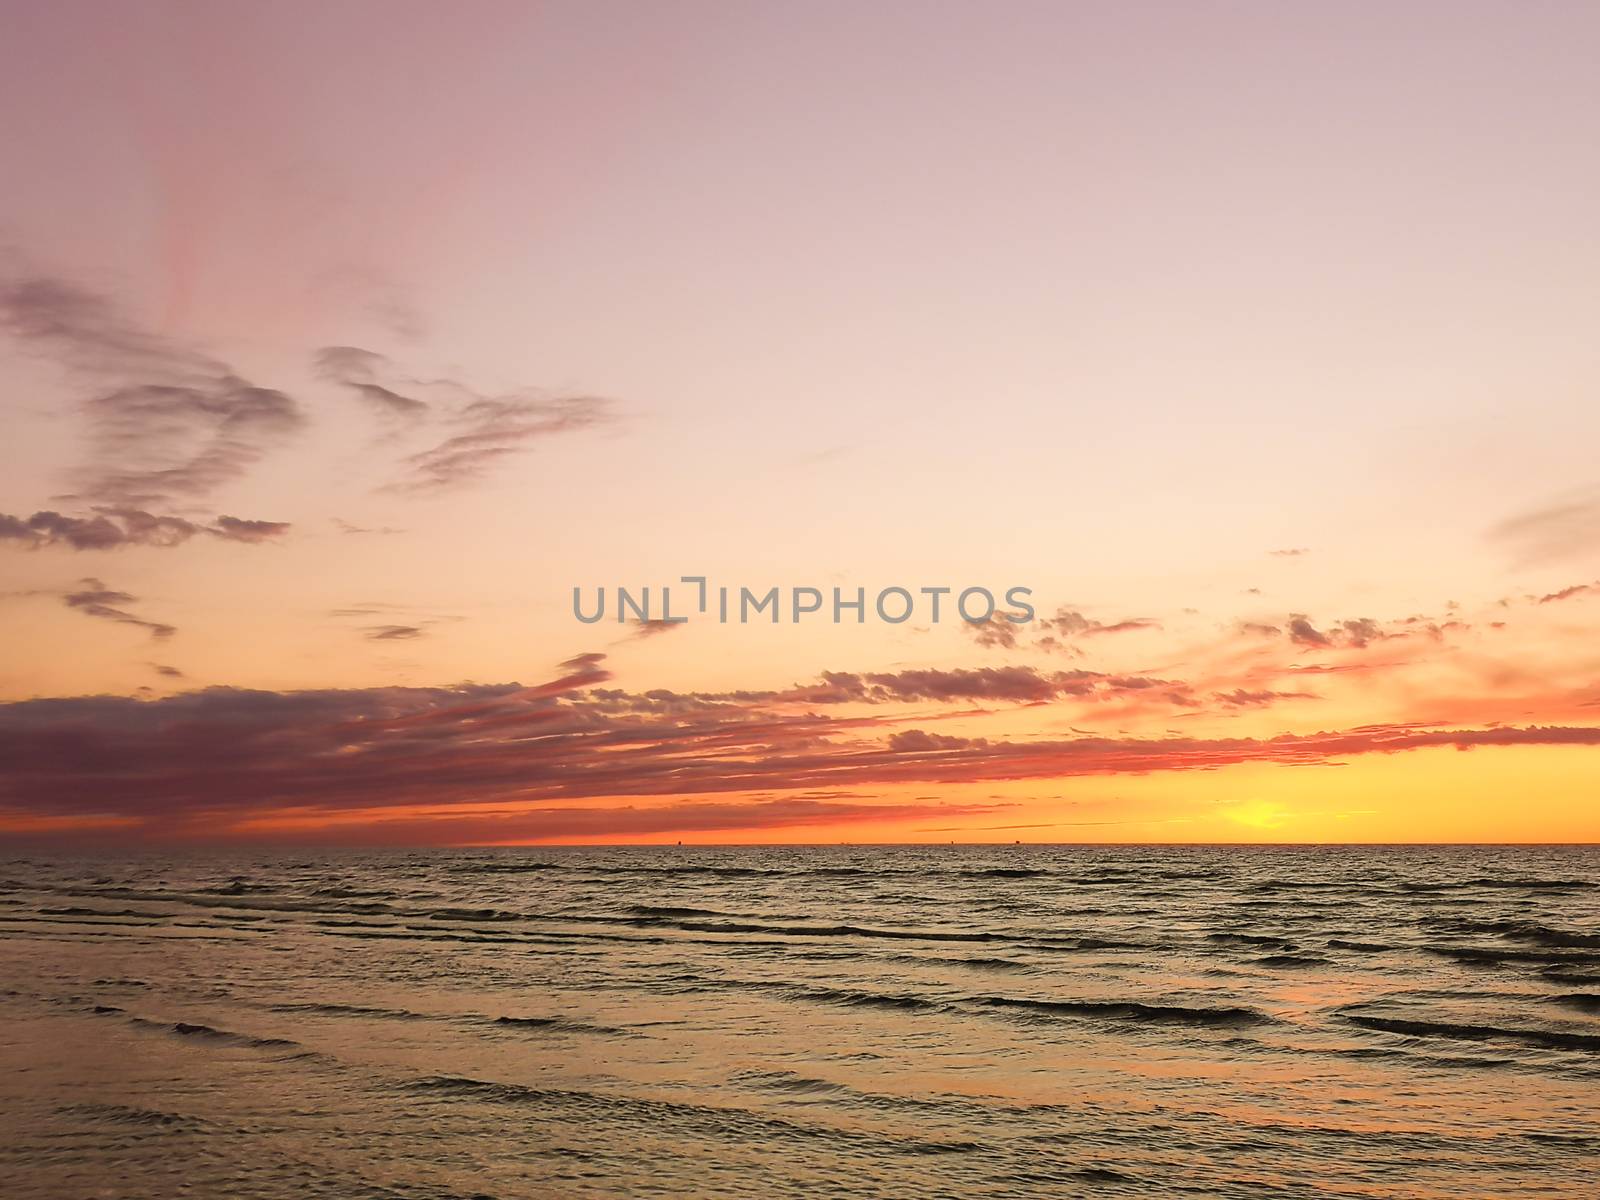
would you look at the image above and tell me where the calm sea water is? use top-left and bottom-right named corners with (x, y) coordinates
top-left (2, 845), bottom-right (1597, 1198)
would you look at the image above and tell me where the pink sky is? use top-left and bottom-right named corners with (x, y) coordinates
top-left (2, 1), bottom-right (1599, 843)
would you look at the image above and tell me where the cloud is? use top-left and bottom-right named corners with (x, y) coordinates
top-left (329, 601), bottom-right (463, 641)
top-left (967, 607), bottom-right (1160, 653)
top-left (962, 614), bottom-right (1021, 649)
top-left (1537, 582), bottom-right (1597, 605)
top-left (219, 797), bottom-right (1012, 846)
top-left (1, 275), bottom-right (304, 505)
top-left (314, 345), bottom-right (429, 419)
top-left (1269, 548), bottom-right (1310, 557)
top-left (0, 508), bottom-right (290, 551)
top-left (1287, 614), bottom-right (1332, 648)
top-left (887, 729), bottom-right (988, 751)
top-left (628, 619), bottom-right (684, 640)
top-left (397, 393), bottom-right (611, 492)
top-left (1489, 492), bottom-right (1600, 565)
top-left (1214, 688), bottom-right (1318, 708)
top-left (1338, 617), bottom-right (1384, 649)
top-left (62, 578), bottom-right (175, 640)
top-left (1286, 613), bottom-right (1398, 651)
top-left (0, 273), bottom-right (297, 546)
top-left (332, 518), bottom-right (405, 536)
top-left (316, 345), bottom-right (613, 493)
top-left (1, 670), bottom-right (1595, 843)
top-left (784, 667), bottom-right (1063, 705)
top-left (365, 624), bottom-right (425, 641)
top-left (1038, 608), bottom-right (1160, 639)
top-left (209, 516), bottom-right (290, 544)
top-left (148, 663), bottom-right (185, 678)
top-left (601, 665), bottom-right (1201, 713)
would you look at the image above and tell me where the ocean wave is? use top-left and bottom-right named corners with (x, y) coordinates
top-left (794, 985), bottom-right (947, 1012)
top-left (1427, 946), bottom-right (1600, 966)
top-left (127, 1017), bottom-right (303, 1050)
top-left (973, 995), bottom-right (1273, 1027)
top-left (449, 861), bottom-right (564, 873)
top-left (268, 1001), bottom-right (431, 1021)
top-left (1207, 933), bottom-right (1297, 949)
top-left (407, 1076), bottom-right (989, 1154)
top-left (1402, 878), bottom-right (1596, 893)
top-left (1344, 1013), bottom-right (1600, 1053)
top-left (490, 1015), bottom-right (629, 1036)
top-left (56, 1103), bottom-right (205, 1130)
top-left (1427, 919), bottom-right (1600, 950)
top-left (1547, 993), bottom-right (1600, 1014)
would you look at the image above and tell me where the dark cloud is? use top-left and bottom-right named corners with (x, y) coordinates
top-left (779, 667), bottom-right (1059, 705)
top-left (1286, 614), bottom-right (1398, 651)
top-left (1287, 614), bottom-right (1332, 648)
top-left (0, 508), bottom-right (290, 551)
top-left (0, 273), bottom-right (297, 547)
top-left (600, 665), bottom-right (1200, 712)
top-left (365, 624), bottom-right (425, 641)
top-left (148, 663), bottom-right (185, 679)
top-left (1269, 548), bottom-right (1310, 557)
top-left (62, 578), bottom-right (175, 640)
top-left (2, 671), bottom-right (1595, 843)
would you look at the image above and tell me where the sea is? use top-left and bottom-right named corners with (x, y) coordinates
top-left (1, 845), bottom-right (1597, 1198)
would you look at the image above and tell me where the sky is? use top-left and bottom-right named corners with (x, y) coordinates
top-left (2, 0), bottom-right (1599, 845)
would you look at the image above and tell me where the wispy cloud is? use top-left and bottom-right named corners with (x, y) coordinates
top-left (62, 578), bottom-right (175, 640)
top-left (314, 346), bottom-right (429, 419)
top-left (1489, 491), bottom-right (1600, 565)
top-left (397, 393), bottom-right (611, 492)
top-left (965, 606), bottom-right (1160, 654)
top-left (0, 272), bottom-right (299, 546)
top-left (1536, 582), bottom-right (1598, 605)
top-left (315, 345), bottom-right (613, 493)
top-left (1, 275), bottom-right (304, 504)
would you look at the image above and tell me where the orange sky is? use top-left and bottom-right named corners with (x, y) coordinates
top-left (2, 1), bottom-right (1598, 845)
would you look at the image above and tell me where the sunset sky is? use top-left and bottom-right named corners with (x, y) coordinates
top-left (3, 0), bottom-right (1599, 844)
